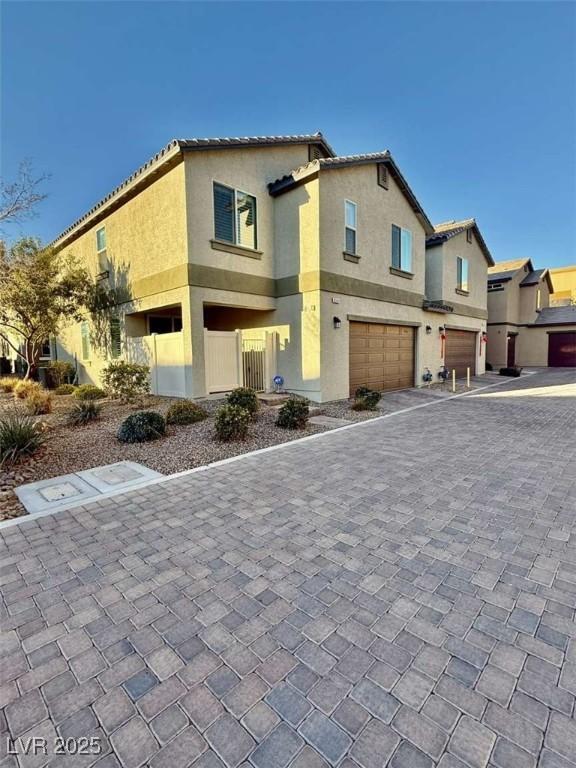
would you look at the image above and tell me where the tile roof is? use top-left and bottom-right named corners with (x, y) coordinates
top-left (520, 268), bottom-right (547, 286)
top-left (426, 218), bottom-right (494, 266)
top-left (52, 133), bottom-right (334, 246)
top-left (487, 258), bottom-right (532, 276)
top-left (533, 305), bottom-right (576, 325)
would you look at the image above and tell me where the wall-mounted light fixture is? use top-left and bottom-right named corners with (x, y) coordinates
top-left (425, 325), bottom-right (432, 334)
top-left (333, 317), bottom-right (341, 329)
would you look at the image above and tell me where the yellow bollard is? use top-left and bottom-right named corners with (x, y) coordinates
top-left (452, 369), bottom-right (456, 392)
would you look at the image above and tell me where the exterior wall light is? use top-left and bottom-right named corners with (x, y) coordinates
top-left (333, 317), bottom-right (342, 329)
top-left (425, 325), bottom-right (432, 334)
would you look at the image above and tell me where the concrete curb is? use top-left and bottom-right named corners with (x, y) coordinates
top-left (0, 372), bottom-right (538, 530)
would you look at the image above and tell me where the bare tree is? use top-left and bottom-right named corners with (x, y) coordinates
top-left (0, 160), bottom-right (49, 226)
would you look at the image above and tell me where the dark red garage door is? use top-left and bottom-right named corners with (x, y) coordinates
top-left (548, 332), bottom-right (576, 367)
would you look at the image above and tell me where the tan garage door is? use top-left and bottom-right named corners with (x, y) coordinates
top-left (349, 322), bottom-right (415, 395)
top-left (445, 329), bottom-right (476, 378)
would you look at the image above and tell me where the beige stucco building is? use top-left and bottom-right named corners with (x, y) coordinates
top-left (549, 265), bottom-right (576, 307)
top-left (487, 259), bottom-right (576, 368)
top-left (52, 133), bottom-right (494, 402)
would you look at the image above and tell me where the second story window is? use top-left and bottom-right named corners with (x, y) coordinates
top-left (457, 256), bottom-right (469, 292)
top-left (96, 227), bottom-right (106, 252)
top-left (81, 321), bottom-right (90, 360)
top-left (391, 225), bottom-right (412, 272)
top-left (345, 200), bottom-right (357, 254)
top-left (213, 183), bottom-right (257, 249)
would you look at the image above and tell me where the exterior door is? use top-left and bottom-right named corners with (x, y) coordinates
top-left (445, 329), bottom-right (477, 378)
top-left (507, 334), bottom-right (516, 367)
top-left (548, 332), bottom-right (576, 367)
top-left (349, 322), bottom-right (415, 395)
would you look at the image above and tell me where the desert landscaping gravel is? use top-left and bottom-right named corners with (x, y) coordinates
top-left (0, 392), bottom-right (380, 521)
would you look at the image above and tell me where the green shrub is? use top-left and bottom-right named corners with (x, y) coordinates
top-left (215, 404), bottom-right (250, 441)
top-left (166, 400), bottom-right (207, 425)
top-left (276, 397), bottom-right (309, 429)
top-left (227, 387), bottom-right (259, 419)
top-left (75, 384), bottom-right (106, 401)
top-left (67, 400), bottom-right (102, 426)
top-left (102, 361), bottom-right (150, 402)
top-left (14, 380), bottom-right (41, 400)
top-left (47, 361), bottom-right (75, 387)
top-left (0, 376), bottom-right (21, 393)
top-left (55, 384), bottom-right (77, 395)
top-left (0, 412), bottom-right (45, 466)
top-left (117, 411), bottom-right (166, 443)
top-left (352, 386), bottom-right (381, 411)
top-left (25, 390), bottom-right (53, 415)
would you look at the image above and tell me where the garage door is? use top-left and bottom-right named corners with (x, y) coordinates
top-left (548, 332), bottom-right (576, 367)
top-left (349, 322), bottom-right (415, 395)
top-left (445, 329), bottom-right (476, 378)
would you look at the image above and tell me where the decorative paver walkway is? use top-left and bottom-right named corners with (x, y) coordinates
top-left (1, 369), bottom-right (575, 768)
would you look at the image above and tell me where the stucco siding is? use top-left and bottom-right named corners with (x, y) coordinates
top-left (184, 146), bottom-right (311, 280)
top-left (318, 164), bottom-right (427, 297)
top-left (437, 231), bottom-right (489, 312)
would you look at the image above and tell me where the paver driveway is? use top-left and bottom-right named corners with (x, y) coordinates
top-left (1, 369), bottom-right (575, 768)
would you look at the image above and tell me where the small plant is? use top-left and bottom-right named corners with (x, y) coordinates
top-left (276, 397), bottom-right (309, 429)
top-left (25, 390), bottom-right (53, 415)
top-left (166, 400), bottom-right (207, 425)
top-left (499, 366), bottom-right (522, 378)
top-left (102, 361), bottom-right (150, 403)
top-left (47, 361), bottom-right (75, 387)
top-left (0, 376), bottom-right (21, 393)
top-left (68, 400), bottom-right (102, 426)
top-left (227, 387), bottom-right (259, 419)
top-left (485, 362), bottom-right (493, 371)
top-left (13, 380), bottom-right (41, 400)
top-left (55, 384), bottom-right (77, 395)
top-left (0, 411), bottom-right (45, 466)
top-left (117, 411), bottom-right (166, 443)
top-left (352, 386), bottom-right (381, 411)
top-left (75, 384), bottom-right (106, 401)
top-left (215, 404), bottom-right (251, 441)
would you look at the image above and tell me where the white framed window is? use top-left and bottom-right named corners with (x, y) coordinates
top-left (457, 257), bottom-right (469, 291)
top-left (96, 227), bottom-right (106, 252)
top-left (488, 282), bottom-right (503, 292)
top-left (213, 183), bottom-right (257, 249)
top-left (391, 225), bottom-right (412, 272)
top-left (80, 321), bottom-right (90, 360)
top-left (39, 339), bottom-right (52, 360)
top-left (345, 200), bottom-right (357, 254)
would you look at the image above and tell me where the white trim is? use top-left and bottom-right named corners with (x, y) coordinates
top-left (0, 372), bottom-right (538, 530)
top-left (344, 199), bottom-right (357, 254)
top-left (96, 226), bottom-right (106, 253)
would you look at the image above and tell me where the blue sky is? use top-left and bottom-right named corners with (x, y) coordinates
top-left (2, 1), bottom-right (575, 268)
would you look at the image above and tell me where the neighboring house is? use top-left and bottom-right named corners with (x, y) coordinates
top-left (424, 219), bottom-right (493, 378)
top-left (487, 259), bottom-right (576, 367)
top-left (51, 133), bottom-right (493, 402)
top-left (549, 264), bottom-right (576, 306)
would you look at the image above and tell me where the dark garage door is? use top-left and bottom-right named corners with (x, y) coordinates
top-left (445, 329), bottom-right (477, 378)
top-left (548, 332), bottom-right (576, 367)
top-left (349, 322), bottom-right (415, 395)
